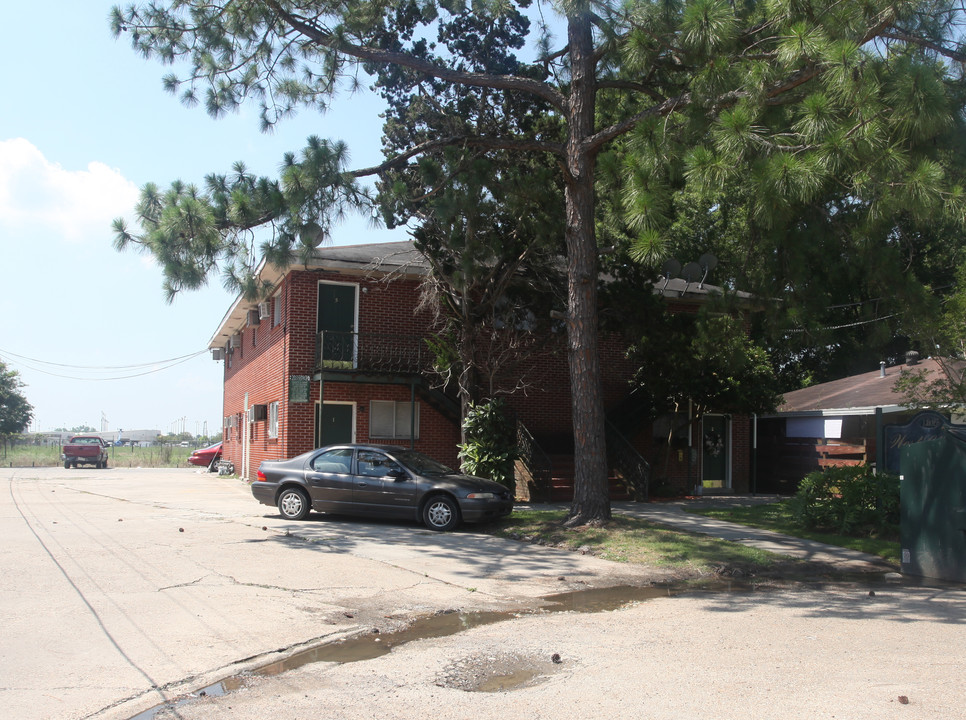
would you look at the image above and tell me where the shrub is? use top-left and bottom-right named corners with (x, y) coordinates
top-left (458, 398), bottom-right (518, 491)
top-left (791, 464), bottom-right (899, 537)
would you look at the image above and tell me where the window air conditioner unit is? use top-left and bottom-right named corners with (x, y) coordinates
top-left (248, 309), bottom-right (260, 326)
top-left (247, 404), bottom-right (268, 423)
top-left (258, 301), bottom-right (271, 319)
top-left (211, 348), bottom-right (224, 361)
top-left (229, 334), bottom-right (241, 349)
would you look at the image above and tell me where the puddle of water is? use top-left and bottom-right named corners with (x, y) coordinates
top-left (541, 584), bottom-right (674, 611)
top-left (257, 609), bottom-right (514, 675)
top-left (256, 584), bottom-right (677, 676)
top-left (475, 667), bottom-right (543, 692)
top-left (125, 583), bottom-right (724, 719)
top-left (127, 676), bottom-right (244, 720)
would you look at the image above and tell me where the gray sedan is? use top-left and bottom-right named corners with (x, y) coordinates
top-left (252, 444), bottom-right (513, 531)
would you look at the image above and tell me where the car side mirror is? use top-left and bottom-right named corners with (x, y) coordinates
top-left (387, 468), bottom-right (408, 480)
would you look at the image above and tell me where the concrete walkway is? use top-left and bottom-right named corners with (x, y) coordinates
top-left (529, 495), bottom-right (897, 571)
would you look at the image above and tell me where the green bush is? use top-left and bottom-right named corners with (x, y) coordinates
top-left (458, 398), bottom-right (518, 491)
top-left (791, 465), bottom-right (899, 537)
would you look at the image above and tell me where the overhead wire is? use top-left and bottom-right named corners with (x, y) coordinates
top-left (783, 314), bottom-right (897, 334)
top-left (0, 348), bottom-right (210, 382)
top-left (0, 348), bottom-right (204, 370)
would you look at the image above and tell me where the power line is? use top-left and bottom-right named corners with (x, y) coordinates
top-left (0, 347), bottom-right (204, 370)
top-left (783, 314), bottom-right (897, 334)
top-left (0, 348), bottom-right (209, 382)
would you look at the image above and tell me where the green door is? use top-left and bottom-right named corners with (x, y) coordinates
top-left (317, 282), bottom-right (357, 366)
top-left (315, 403), bottom-right (354, 447)
top-left (702, 415), bottom-right (729, 489)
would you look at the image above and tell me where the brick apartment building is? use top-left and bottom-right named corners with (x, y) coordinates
top-left (208, 240), bottom-right (753, 498)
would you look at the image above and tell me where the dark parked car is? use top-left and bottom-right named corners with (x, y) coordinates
top-left (252, 444), bottom-right (513, 531)
top-left (188, 442), bottom-right (223, 469)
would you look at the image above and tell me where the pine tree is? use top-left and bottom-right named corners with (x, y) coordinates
top-left (112, 0), bottom-right (966, 524)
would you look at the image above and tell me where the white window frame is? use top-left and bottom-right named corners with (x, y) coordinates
top-left (268, 401), bottom-right (279, 439)
top-left (273, 294), bottom-right (282, 327)
top-left (369, 400), bottom-right (420, 440)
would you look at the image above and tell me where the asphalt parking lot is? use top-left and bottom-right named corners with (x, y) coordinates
top-left (3, 467), bottom-right (964, 720)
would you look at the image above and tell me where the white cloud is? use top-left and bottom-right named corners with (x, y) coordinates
top-left (0, 138), bottom-right (139, 243)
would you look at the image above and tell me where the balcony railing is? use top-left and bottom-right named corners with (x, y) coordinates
top-left (516, 421), bottom-right (553, 502)
top-left (315, 331), bottom-right (435, 375)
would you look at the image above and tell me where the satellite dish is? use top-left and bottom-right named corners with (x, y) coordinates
top-left (661, 258), bottom-right (681, 279)
top-left (698, 253), bottom-right (717, 287)
top-left (681, 261), bottom-right (702, 284)
top-left (660, 259), bottom-right (681, 292)
top-left (299, 221), bottom-right (326, 248)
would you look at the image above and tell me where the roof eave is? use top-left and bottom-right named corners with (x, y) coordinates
top-left (761, 404), bottom-right (909, 418)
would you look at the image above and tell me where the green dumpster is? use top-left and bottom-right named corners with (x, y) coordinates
top-left (900, 429), bottom-right (966, 583)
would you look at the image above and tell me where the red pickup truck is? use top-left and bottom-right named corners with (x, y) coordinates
top-left (62, 436), bottom-right (109, 469)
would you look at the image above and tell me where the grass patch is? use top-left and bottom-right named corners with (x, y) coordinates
top-left (0, 443), bottom-right (196, 469)
top-left (487, 509), bottom-right (783, 574)
top-left (688, 501), bottom-right (900, 564)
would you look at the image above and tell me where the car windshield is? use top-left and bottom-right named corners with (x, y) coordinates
top-left (394, 450), bottom-right (454, 475)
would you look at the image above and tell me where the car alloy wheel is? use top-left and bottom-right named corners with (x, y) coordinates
top-left (423, 495), bottom-right (459, 531)
top-left (278, 488), bottom-right (310, 521)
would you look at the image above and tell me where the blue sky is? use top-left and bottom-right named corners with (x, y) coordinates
top-left (0, 2), bottom-right (405, 435)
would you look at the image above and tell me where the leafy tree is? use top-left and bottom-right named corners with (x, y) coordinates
top-left (603, 276), bottom-right (782, 475)
top-left (458, 398), bottom-right (519, 489)
top-left (55, 424), bottom-right (97, 433)
top-left (892, 357), bottom-right (966, 409)
top-left (111, 0), bottom-right (966, 525)
top-left (0, 362), bottom-right (33, 457)
top-left (636, 182), bottom-right (965, 388)
top-left (893, 262), bottom-right (966, 408)
top-left (375, 17), bottom-right (567, 424)
top-left (627, 309), bottom-right (783, 421)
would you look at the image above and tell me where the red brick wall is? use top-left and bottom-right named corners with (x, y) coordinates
top-left (489, 330), bottom-right (636, 446)
top-left (219, 266), bottom-right (752, 490)
top-left (220, 269), bottom-right (455, 479)
top-left (221, 281), bottom-right (290, 479)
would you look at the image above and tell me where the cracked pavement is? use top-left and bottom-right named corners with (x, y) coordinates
top-left (1, 467), bottom-right (654, 720)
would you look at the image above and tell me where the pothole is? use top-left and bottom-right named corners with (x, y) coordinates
top-left (435, 651), bottom-right (564, 692)
top-left (124, 582), bottom-right (742, 718)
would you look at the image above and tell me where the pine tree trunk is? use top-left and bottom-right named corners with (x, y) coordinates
top-left (563, 12), bottom-right (610, 526)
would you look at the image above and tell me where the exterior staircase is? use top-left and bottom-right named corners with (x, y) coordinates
top-left (545, 454), bottom-right (633, 502)
top-left (515, 423), bottom-right (647, 502)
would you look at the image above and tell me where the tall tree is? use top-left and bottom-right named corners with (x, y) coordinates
top-left (372, 8), bottom-right (566, 427)
top-left (893, 261), bottom-right (966, 409)
top-left (406, 157), bottom-right (566, 430)
top-left (112, 0), bottom-right (966, 524)
top-left (0, 361), bottom-right (33, 457)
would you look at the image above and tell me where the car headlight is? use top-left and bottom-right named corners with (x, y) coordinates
top-left (466, 492), bottom-right (496, 499)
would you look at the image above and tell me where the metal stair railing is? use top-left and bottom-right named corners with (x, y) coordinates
top-left (605, 420), bottom-right (650, 502)
top-left (516, 422), bottom-right (553, 503)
